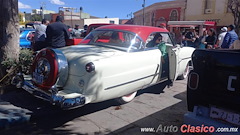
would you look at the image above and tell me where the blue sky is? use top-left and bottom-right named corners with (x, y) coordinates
top-left (19, 0), bottom-right (171, 19)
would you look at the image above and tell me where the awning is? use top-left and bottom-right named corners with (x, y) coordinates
top-left (168, 25), bottom-right (198, 28)
top-left (204, 21), bottom-right (216, 26)
top-left (167, 21), bottom-right (216, 27)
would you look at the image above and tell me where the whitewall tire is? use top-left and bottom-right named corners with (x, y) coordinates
top-left (117, 91), bottom-right (137, 104)
top-left (178, 62), bottom-right (190, 80)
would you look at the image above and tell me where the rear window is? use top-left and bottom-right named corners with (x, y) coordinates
top-left (80, 30), bottom-right (143, 52)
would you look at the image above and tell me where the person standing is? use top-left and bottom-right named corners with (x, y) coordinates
top-left (72, 24), bottom-right (82, 38)
top-left (216, 27), bottom-right (227, 48)
top-left (199, 30), bottom-right (208, 49)
top-left (185, 26), bottom-right (197, 47)
top-left (80, 25), bottom-right (88, 37)
top-left (159, 23), bottom-right (167, 29)
top-left (221, 24), bottom-right (238, 48)
top-left (46, 16), bottom-right (70, 48)
top-left (203, 28), bottom-right (217, 49)
top-left (33, 19), bottom-right (49, 51)
top-left (181, 31), bottom-right (187, 46)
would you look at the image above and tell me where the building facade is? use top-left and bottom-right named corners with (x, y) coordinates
top-left (84, 18), bottom-right (119, 26)
top-left (133, 0), bottom-right (234, 28)
top-left (32, 9), bottom-right (56, 15)
top-left (185, 0), bottom-right (234, 27)
top-left (133, 0), bottom-right (186, 26)
top-left (19, 12), bottom-right (25, 23)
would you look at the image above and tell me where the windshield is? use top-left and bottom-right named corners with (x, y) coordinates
top-left (19, 30), bottom-right (26, 39)
top-left (80, 30), bottom-right (143, 52)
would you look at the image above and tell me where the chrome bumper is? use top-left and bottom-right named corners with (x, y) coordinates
top-left (22, 81), bottom-right (86, 109)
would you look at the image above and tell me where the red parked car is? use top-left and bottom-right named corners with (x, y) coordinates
top-left (66, 23), bottom-right (114, 45)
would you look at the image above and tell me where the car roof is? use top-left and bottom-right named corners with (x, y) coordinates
top-left (20, 28), bottom-right (35, 31)
top-left (96, 24), bottom-right (169, 41)
top-left (88, 23), bottom-right (113, 27)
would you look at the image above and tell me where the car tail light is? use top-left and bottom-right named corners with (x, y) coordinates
top-left (85, 62), bottom-right (95, 73)
top-left (32, 49), bottom-right (58, 90)
top-left (188, 72), bottom-right (199, 90)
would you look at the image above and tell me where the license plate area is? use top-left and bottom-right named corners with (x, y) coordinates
top-left (33, 72), bottom-right (44, 84)
top-left (210, 106), bottom-right (240, 126)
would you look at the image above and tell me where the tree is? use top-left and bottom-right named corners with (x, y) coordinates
top-left (31, 14), bottom-right (42, 21)
top-left (0, 0), bottom-right (20, 86)
top-left (228, 0), bottom-right (240, 34)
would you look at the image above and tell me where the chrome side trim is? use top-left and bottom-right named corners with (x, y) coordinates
top-left (104, 74), bottom-right (157, 90)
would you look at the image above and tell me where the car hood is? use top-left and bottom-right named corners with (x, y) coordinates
top-left (58, 45), bottom-right (124, 76)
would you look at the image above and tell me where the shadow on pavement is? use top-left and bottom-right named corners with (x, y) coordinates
top-left (0, 89), bottom-right (120, 135)
top-left (107, 91), bottom-right (189, 135)
top-left (0, 81), bottom-right (171, 135)
top-left (137, 81), bottom-right (168, 96)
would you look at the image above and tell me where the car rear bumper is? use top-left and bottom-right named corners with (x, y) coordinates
top-left (22, 80), bottom-right (86, 109)
top-left (184, 106), bottom-right (240, 135)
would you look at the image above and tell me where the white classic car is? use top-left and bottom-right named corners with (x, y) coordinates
top-left (18, 25), bottom-right (194, 109)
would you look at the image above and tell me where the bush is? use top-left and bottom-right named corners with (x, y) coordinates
top-left (1, 49), bottom-right (34, 75)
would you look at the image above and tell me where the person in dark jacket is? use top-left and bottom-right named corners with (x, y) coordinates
top-left (185, 26), bottom-right (197, 47)
top-left (46, 16), bottom-right (70, 48)
top-left (221, 24), bottom-right (238, 48)
top-left (203, 28), bottom-right (217, 49)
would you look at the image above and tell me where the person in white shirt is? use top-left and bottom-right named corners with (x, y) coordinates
top-left (33, 19), bottom-right (50, 51)
top-left (72, 24), bottom-right (82, 38)
top-left (216, 27), bottom-right (227, 48)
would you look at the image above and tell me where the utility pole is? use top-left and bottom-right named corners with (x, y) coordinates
top-left (142, 0), bottom-right (145, 25)
top-left (127, 12), bottom-right (133, 19)
top-left (40, 2), bottom-right (46, 20)
top-left (80, 7), bottom-right (83, 20)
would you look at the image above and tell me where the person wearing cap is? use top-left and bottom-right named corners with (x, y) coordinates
top-left (221, 24), bottom-right (238, 48)
top-left (216, 27), bottom-right (227, 48)
top-left (185, 26), bottom-right (197, 47)
top-left (46, 15), bottom-right (70, 48)
top-left (72, 24), bottom-right (82, 38)
top-left (159, 23), bottom-right (166, 29)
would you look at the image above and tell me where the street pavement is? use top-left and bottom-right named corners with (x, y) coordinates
top-left (0, 79), bottom-right (188, 135)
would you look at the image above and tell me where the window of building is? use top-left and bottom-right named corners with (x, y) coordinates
top-left (159, 17), bottom-right (165, 21)
top-left (204, 0), bottom-right (213, 14)
top-left (169, 10), bottom-right (178, 21)
top-left (110, 20), bottom-right (115, 24)
top-left (205, 0), bottom-right (212, 9)
top-left (151, 12), bottom-right (155, 25)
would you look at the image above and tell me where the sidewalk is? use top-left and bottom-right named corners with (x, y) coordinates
top-left (0, 99), bottom-right (31, 129)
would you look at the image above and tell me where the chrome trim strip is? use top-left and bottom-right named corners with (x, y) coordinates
top-left (104, 74), bottom-right (157, 90)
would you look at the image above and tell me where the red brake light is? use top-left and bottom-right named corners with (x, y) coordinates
top-left (32, 49), bottom-right (58, 90)
top-left (188, 72), bottom-right (199, 90)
